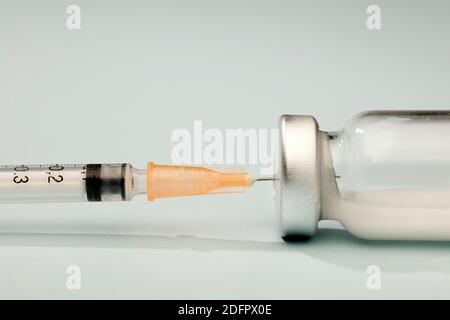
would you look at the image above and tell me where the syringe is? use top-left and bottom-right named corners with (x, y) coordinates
top-left (0, 163), bottom-right (256, 203)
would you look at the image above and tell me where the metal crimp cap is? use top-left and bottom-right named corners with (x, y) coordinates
top-left (276, 115), bottom-right (321, 241)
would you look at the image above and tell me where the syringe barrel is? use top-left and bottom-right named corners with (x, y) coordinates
top-left (0, 163), bottom-right (136, 203)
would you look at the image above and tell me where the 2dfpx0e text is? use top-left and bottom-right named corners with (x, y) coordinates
top-left (223, 304), bottom-right (271, 315)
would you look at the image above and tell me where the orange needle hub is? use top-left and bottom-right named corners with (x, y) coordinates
top-left (146, 163), bottom-right (254, 201)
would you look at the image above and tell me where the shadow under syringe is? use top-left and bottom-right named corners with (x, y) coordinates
top-left (0, 228), bottom-right (449, 275)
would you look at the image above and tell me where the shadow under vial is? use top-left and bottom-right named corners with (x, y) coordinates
top-left (0, 228), bottom-right (449, 274)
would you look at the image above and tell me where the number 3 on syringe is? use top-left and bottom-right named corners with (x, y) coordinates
top-left (13, 166), bottom-right (29, 184)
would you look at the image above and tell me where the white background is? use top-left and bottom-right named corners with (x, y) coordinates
top-left (1, 0), bottom-right (450, 299)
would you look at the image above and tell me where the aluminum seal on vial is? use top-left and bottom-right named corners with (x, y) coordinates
top-left (276, 115), bottom-right (321, 241)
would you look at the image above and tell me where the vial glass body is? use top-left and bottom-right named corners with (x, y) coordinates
top-left (322, 111), bottom-right (450, 240)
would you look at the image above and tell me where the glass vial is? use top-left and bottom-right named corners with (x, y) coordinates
top-left (277, 111), bottom-right (450, 241)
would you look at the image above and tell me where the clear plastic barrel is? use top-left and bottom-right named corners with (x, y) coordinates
top-left (0, 163), bottom-right (141, 203)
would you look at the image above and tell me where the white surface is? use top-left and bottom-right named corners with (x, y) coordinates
top-left (1, 0), bottom-right (450, 299)
top-left (2, 224), bottom-right (450, 299)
